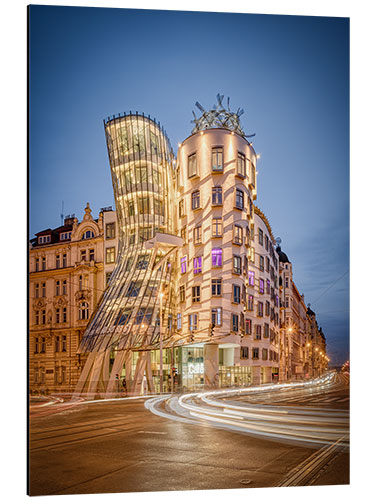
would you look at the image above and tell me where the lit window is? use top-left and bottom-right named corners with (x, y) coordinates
top-left (259, 279), bottom-right (264, 294)
top-left (211, 147), bottom-right (223, 172)
top-left (235, 189), bottom-right (244, 210)
top-left (82, 230), bottom-right (94, 240)
top-left (191, 190), bottom-right (200, 210)
top-left (211, 307), bottom-right (222, 326)
top-left (193, 256), bottom-right (202, 274)
top-left (192, 286), bottom-right (201, 303)
top-left (248, 271), bottom-right (255, 286)
top-left (106, 247), bottom-right (116, 264)
top-left (211, 278), bottom-right (222, 296)
top-left (237, 152), bottom-right (246, 177)
top-left (212, 218), bottom-right (222, 237)
top-left (212, 187), bottom-right (222, 205)
top-left (180, 256), bottom-right (187, 274)
top-left (233, 225), bottom-right (243, 245)
top-left (212, 248), bottom-right (222, 267)
top-left (188, 153), bottom-right (198, 178)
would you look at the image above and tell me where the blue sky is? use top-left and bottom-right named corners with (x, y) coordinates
top-left (29, 5), bottom-right (349, 365)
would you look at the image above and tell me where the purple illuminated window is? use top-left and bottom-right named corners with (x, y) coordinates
top-left (193, 256), bottom-right (202, 274)
top-left (249, 271), bottom-right (255, 286)
top-left (259, 278), bottom-right (264, 294)
top-left (181, 256), bottom-right (187, 274)
top-left (212, 248), bottom-right (222, 267)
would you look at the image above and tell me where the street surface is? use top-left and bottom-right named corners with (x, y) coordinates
top-left (28, 371), bottom-right (349, 496)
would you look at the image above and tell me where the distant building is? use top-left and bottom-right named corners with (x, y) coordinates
top-left (29, 203), bottom-right (118, 393)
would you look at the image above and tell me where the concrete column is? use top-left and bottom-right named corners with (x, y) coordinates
top-left (223, 347), bottom-right (234, 366)
top-left (204, 344), bottom-right (219, 389)
top-left (263, 367), bottom-right (272, 384)
top-left (252, 366), bottom-right (261, 386)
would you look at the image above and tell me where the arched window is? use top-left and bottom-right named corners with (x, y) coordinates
top-left (79, 302), bottom-right (89, 320)
top-left (82, 230), bottom-right (94, 240)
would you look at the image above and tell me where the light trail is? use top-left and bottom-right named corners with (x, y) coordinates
top-left (145, 372), bottom-right (349, 448)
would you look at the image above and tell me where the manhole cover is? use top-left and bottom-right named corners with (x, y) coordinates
top-left (240, 479), bottom-right (253, 485)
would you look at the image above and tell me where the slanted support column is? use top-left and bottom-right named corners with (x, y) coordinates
top-left (204, 344), bottom-right (219, 389)
top-left (87, 351), bottom-right (106, 399)
top-left (131, 352), bottom-right (148, 395)
top-left (252, 366), bottom-right (261, 386)
top-left (71, 351), bottom-right (97, 400)
top-left (106, 350), bottom-right (127, 397)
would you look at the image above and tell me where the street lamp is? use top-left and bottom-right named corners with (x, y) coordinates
top-left (159, 292), bottom-right (163, 394)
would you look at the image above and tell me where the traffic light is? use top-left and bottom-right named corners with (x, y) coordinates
top-left (115, 373), bottom-right (119, 380)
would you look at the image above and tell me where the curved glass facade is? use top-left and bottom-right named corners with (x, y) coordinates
top-left (79, 113), bottom-right (177, 354)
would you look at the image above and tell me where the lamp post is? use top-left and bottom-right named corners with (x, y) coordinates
top-left (159, 292), bottom-right (163, 394)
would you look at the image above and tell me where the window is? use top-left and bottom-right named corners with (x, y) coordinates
top-left (212, 278), bottom-right (222, 296)
top-left (265, 236), bottom-right (269, 251)
top-left (154, 199), bottom-right (164, 216)
top-left (41, 337), bottom-right (46, 353)
top-left (128, 200), bottom-right (135, 217)
top-left (212, 147), bottom-right (223, 172)
top-left (139, 227), bottom-right (152, 242)
top-left (177, 313), bottom-right (182, 331)
top-left (211, 307), bottom-right (222, 326)
top-left (106, 272), bottom-right (112, 285)
top-left (55, 336), bottom-right (60, 352)
top-left (266, 279), bottom-right (271, 294)
top-left (262, 348), bottom-right (268, 361)
top-left (240, 347), bottom-right (249, 359)
top-left (55, 281), bottom-right (60, 296)
top-left (80, 250), bottom-right (87, 261)
top-left (212, 248), bottom-right (222, 267)
top-left (192, 286), bottom-right (201, 303)
top-left (62, 254), bottom-right (67, 268)
top-left (60, 232), bottom-right (72, 241)
top-left (237, 152), bottom-right (246, 177)
top-left (179, 199), bottom-right (185, 218)
top-left (56, 255), bottom-right (60, 269)
top-left (56, 308), bottom-right (60, 324)
top-left (212, 187), bottom-right (222, 205)
top-left (82, 230), bottom-right (94, 240)
top-left (34, 337), bottom-right (39, 354)
top-left (191, 190), bottom-right (200, 210)
top-left (285, 277), bottom-right (289, 288)
top-left (35, 310), bottom-right (39, 325)
top-left (266, 257), bottom-right (270, 272)
top-left (79, 302), bottom-right (89, 320)
top-left (181, 226), bottom-right (187, 243)
top-left (180, 256), bottom-right (187, 274)
top-left (258, 229), bottom-right (263, 246)
top-left (255, 325), bottom-right (262, 340)
top-left (285, 297), bottom-right (289, 308)
top-left (264, 323), bottom-right (270, 338)
top-left (250, 246), bottom-right (255, 263)
top-left (138, 196), bottom-right (151, 215)
top-left (62, 307), bottom-right (67, 323)
top-left (248, 197), bottom-right (253, 218)
top-left (245, 319), bottom-right (252, 335)
top-left (193, 226), bottom-right (202, 245)
top-left (231, 314), bottom-right (239, 332)
top-left (180, 285), bottom-right (186, 302)
top-left (42, 257), bottom-right (46, 271)
top-left (233, 225), bottom-right (243, 245)
top-left (79, 275), bottom-right (83, 291)
top-left (248, 294), bottom-right (254, 311)
top-left (257, 301), bottom-right (264, 317)
top-left (193, 256), bottom-right (202, 274)
top-left (62, 336), bottom-right (67, 352)
top-left (89, 249), bottom-right (95, 261)
top-left (259, 278), bottom-right (264, 294)
top-left (136, 166), bottom-right (148, 183)
top-left (41, 282), bottom-right (46, 297)
top-left (129, 229), bottom-right (136, 245)
top-left (233, 255), bottom-right (241, 274)
top-left (62, 280), bottom-right (67, 295)
top-left (35, 283), bottom-right (39, 298)
top-left (189, 313), bottom-right (198, 331)
top-left (235, 189), bottom-right (244, 210)
top-left (212, 218), bottom-right (223, 237)
top-left (38, 235), bottom-right (51, 244)
top-left (188, 153), bottom-right (198, 177)
top-left (136, 254), bottom-right (149, 270)
top-left (248, 271), bottom-right (255, 286)
top-left (259, 255), bottom-right (264, 271)
top-left (233, 285), bottom-right (241, 304)
top-left (35, 258), bottom-right (39, 272)
top-left (105, 223), bottom-right (115, 239)
top-left (106, 247), bottom-right (116, 264)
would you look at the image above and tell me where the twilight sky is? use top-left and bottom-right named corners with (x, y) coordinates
top-left (28, 5), bottom-right (349, 365)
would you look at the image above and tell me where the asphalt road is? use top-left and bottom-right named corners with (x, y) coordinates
top-left (28, 372), bottom-right (349, 496)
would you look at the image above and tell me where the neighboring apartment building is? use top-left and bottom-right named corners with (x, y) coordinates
top-left (29, 203), bottom-right (118, 393)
